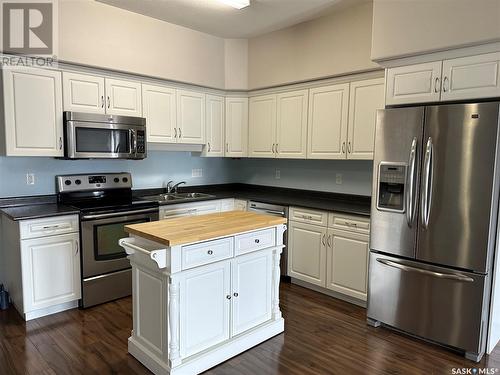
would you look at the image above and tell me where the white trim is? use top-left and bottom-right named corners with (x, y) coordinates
top-left (23, 300), bottom-right (78, 321)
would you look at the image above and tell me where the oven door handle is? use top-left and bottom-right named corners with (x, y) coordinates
top-left (82, 208), bottom-right (158, 220)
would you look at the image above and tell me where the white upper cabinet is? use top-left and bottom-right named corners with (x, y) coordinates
top-left (385, 61), bottom-right (442, 105)
top-left (204, 94), bottom-right (225, 157)
top-left (142, 83), bottom-right (177, 143)
top-left (307, 83), bottom-right (349, 160)
top-left (248, 94), bottom-right (277, 158)
top-left (441, 52), bottom-right (500, 101)
top-left (276, 90), bottom-right (308, 159)
top-left (176, 90), bottom-right (205, 145)
top-left (105, 78), bottom-right (142, 117)
top-left (225, 97), bottom-right (248, 158)
top-left (63, 72), bottom-right (105, 114)
top-left (347, 78), bottom-right (385, 160)
top-left (2, 67), bottom-right (63, 157)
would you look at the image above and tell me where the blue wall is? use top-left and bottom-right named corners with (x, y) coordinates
top-left (0, 153), bottom-right (374, 198)
top-left (0, 152), bottom-right (236, 198)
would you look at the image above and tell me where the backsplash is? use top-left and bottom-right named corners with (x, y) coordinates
top-left (0, 153), bottom-right (373, 198)
top-left (0, 152), bottom-right (236, 198)
top-left (233, 158), bottom-right (373, 196)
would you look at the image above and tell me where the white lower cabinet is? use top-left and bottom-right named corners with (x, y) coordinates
top-left (288, 207), bottom-right (370, 303)
top-left (2, 214), bottom-right (81, 320)
top-left (288, 221), bottom-right (327, 287)
top-left (180, 261), bottom-right (231, 358)
top-left (160, 200), bottom-right (222, 219)
top-left (326, 229), bottom-right (369, 300)
top-left (21, 233), bottom-right (81, 313)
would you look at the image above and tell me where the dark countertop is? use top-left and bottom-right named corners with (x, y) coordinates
top-left (139, 184), bottom-right (371, 217)
top-left (0, 183), bottom-right (371, 221)
top-left (0, 203), bottom-right (80, 221)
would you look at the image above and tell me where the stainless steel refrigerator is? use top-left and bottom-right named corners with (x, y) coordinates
top-left (367, 102), bottom-right (500, 362)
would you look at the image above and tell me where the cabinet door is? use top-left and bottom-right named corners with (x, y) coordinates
top-left (326, 229), bottom-right (369, 301)
top-left (21, 233), bottom-right (81, 313)
top-left (142, 84), bottom-right (176, 143)
top-left (347, 78), bottom-right (385, 160)
top-left (442, 52), bottom-right (500, 101)
top-left (193, 201), bottom-right (221, 215)
top-left (385, 61), bottom-right (442, 105)
top-left (204, 94), bottom-right (225, 157)
top-left (176, 90), bottom-right (205, 144)
top-left (231, 250), bottom-right (273, 336)
top-left (62, 72), bottom-right (105, 114)
top-left (180, 261), bottom-right (231, 358)
top-left (248, 94), bottom-right (276, 158)
top-left (3, 67), bottom-right (63, 156)
top-left (105, 78), bottom-right (142, 116)
top-left (307, 83), bottom-right (349, 160)
top-left (225, 97), bottom-right (248, 157)
top-left (288, 221), bottom-right (327, 287)
top-left (276, 90), bottom-right (308, 159)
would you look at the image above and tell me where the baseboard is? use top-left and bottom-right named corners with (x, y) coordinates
top-left (129, 318), bottom-right (285, 375)
top-left (290, 278), bottom-right (367, 308)
top-left (23, 300), bottom-right (78, 321)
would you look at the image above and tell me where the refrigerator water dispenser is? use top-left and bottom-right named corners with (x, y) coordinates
top-left (377, 163), bottom-right (406, 212)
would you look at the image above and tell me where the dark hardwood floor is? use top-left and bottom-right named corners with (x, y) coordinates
top-left (1, 282), bottom-right (499, 374)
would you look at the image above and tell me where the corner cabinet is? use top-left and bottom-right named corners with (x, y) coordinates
top-left (225, 97), bottom-right (248, 157)
top-left (2, 67), bottom-right (63, 156)
top-left (385, 52), bottom-right (500, 105)
top-left (176, 89), bottom-right (205, 144)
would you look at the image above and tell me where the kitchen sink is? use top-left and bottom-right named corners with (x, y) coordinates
top-left (173, 192), bottom-right (214, 199)
top-left (141, 192), bottom-right (215, 202)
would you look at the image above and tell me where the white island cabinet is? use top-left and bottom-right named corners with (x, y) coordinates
top-left (119, 211), bottom-right (286, 375)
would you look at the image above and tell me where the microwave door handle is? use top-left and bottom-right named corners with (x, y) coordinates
top-left (406, 137), bottom-right (417, 227)
top-left (129, 129), bottom-right (137, 155)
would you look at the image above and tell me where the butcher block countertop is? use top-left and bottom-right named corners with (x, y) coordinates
top-left (125, 211), bottom-right (287, 247)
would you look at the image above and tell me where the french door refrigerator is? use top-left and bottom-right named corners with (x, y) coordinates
top-left (367, 102), bottom-right (500, 362)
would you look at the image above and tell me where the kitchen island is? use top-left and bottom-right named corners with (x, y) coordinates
top-left (119, 211), bottom-right (287, 375)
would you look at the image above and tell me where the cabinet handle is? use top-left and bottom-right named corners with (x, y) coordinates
top-left (271, 143), bottom-right (275, 153)
top-left (327, 234), bottom-right (332, 247)
top-left (233, 292), bottom-right (239, 297)
top-left (59, 137), bottom-right (63, 150)
top-left (226, 295), bottom-right (231, 300)
top-left (101, 95), bottom-right (105, 108)
top-left (342, 142), bottom-right (345, 154)
top-left (443, 76), bottom-right (449, 92)
top-left (107, 96), bottom-right (110, 109)
top-left (276, 143), bottom-right (279, 154)
top-left (207, 142), bottom-right (211, 152)
top-left (226, 143), bottom-right (229, 152)
top-left (75, 240), bottom-right (79, 255)
top-left (207, 250), bottom-right (213, 255)
top-left (174, 128), bottom-right (177, 138)
top-left (434, 77), bottom-right (440, 93)
top-left (322, 234), bottom-right (326, 246)
top-left (254, 239), bottom-right (260, 244)
top-left (178, 128), bottom-right (182, 138)
top-left (347, 142), bottom-right (351, 153)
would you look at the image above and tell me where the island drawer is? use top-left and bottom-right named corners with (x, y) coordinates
top-left (182, 237), bottom-right (234, 270)
top-left (20, 215), bottom-right (79, 239)
top-left (290, 207), bottom-right (327, 226)
top-left (234, 228), bottom-right (276, 256)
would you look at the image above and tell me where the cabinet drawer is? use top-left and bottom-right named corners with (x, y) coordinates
top-left (234, 228), bottom-right (276, 256)
top-left (328, 213), bottom-right (369, 235)
top-left (20, 215), bottom-right (79, 239)
top-left (290, 207), bottom-right (327, 226)
top-left (182, 237), bottom-right (233, 270)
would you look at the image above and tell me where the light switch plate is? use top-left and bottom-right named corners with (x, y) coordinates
top-left (275, 169), bottom-right (281, 179)
top-left (26, 173), bottom-right (35, 185)
top-left (335, 173), bottom-right (342, 185)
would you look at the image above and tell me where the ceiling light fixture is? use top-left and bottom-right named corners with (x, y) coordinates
top-left (216, 0), bottom-right (250, 10)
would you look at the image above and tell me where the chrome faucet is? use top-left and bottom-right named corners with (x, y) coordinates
top-left (171, 181), bottom-right (186, 193)
top-left (165, 180), bottom-right (174, 193)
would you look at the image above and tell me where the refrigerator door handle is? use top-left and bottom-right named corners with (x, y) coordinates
top-left (375, 258), bottom-right (474, 282)
top-left (421, 137), bottom-right (433, 228)
top-left (406, 137), bottom-right (417, 226)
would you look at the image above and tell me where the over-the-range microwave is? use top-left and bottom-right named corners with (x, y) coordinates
top-left (63, 112), bottom-right (147, 159)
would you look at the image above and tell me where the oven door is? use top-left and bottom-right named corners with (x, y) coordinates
top-left (81, 208), bottom-right (159, 278)
top-left (65, 121), bottom-right (144, 159)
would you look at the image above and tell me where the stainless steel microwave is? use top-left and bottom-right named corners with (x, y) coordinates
top-left (63, 112), bottom-right (147, 159)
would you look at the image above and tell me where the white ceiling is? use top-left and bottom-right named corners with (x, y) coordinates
top-left (96, 0), bottom-right (365, 38)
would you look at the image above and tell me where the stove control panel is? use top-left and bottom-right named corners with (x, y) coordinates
top-left (56, 173), bottom-right (133, 192)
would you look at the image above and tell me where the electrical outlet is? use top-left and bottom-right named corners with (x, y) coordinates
top-left (26, 173), bottom-right (35, 185)
top-left (275, 169), bottom-right (281, 179)
top-left (191, 168), bottom-right (203, 178)
top-left (335, 173), bottom-right (342, 185)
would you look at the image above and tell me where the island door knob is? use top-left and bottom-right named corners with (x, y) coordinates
top-left (254, 239), bottom-right (260, 244)
top-left (233, 292), bottom-right (239, 297)
top-left (226, 295), bottom-right (231, 300)
top-left (207, 250), bottom-right (213, 255)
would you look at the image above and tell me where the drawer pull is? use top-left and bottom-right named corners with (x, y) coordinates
top-left (254, 239), bottom-right (260, 244)
top-left (207, 250), bottom-right (214, 255)
top-left (233, 292), bottom-right (239, 297)
top-left (226, 295), bottom-right (231, 300)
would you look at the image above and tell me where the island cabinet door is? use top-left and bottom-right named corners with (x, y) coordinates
top-left (179, 260), bottom-right (231, 358)
top-left (231, 250), bottom-right (273, 336)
